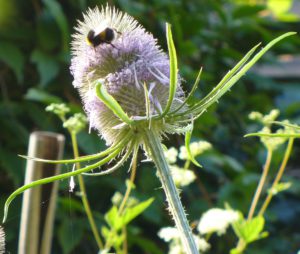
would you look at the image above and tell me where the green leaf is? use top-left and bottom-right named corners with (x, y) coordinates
top-left (232, 216), bottom-right (267, 244)
top-left (161, 23), bottom-right (177, 117)
top-left (267, 0), bottom-right (293, 16)
top-left (268, 182), bottom-right (292, 195)
top-left (185, 125), bottom-right (202, 167)
top-left (0, 41), bottom-right (24, 83)
top-left (105, 198), bottom-right (154, 231)
top-left (105, 206), bottom-right (121, 229)
top-left (25, 88), bottom-right (62, 104)
top-left (101, 226), bottom-right (110, 239)
top-left (43, 0), bottom-right (69, 52)
top-left (122, 198), bottom-right (154, 227)
top-left (0, 147), bottom-right (25, 186)
top-left (31, 50), bottom-right (59, 87)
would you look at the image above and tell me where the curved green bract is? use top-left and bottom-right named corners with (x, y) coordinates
top-left (161, 23), bottom-right (177, 118)
top-left (185, 125), bottom-right (202, 168)
top-left (95, 81), bottom-right (134, 125)
top-left (170, 67), bottom-right (202, 115)
top-left (2, 147), bottom-right (122, 223)
top-left (143, 82), bottom-right (151, 120)
top-left (83, 141), bottom-right (135, 176)
top-left (186, 43), bottom-right (261, 115)
top-left (18, 135), bottom-right (131, 165)
top-left (244, 133), bottom-right (300, 138)
top-left (171, 32), bottom-right (296, 120)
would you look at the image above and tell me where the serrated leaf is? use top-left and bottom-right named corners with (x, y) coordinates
top-left (104, 206), bottom-right (121, 229)
top-left (232, 216), bottom-right (266, 244)
top-left (0, 42), bottom-right (24, 83)
top-left (122, 198), bottom-right (154, 228)
top-left (105, 198), bottom-right (154, 231)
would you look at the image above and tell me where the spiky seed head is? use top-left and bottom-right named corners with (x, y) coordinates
top-left (70, 6), bottom-right (189, 145)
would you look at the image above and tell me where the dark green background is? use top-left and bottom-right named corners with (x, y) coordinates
top-left (0, 0), bottom-right (299, 253)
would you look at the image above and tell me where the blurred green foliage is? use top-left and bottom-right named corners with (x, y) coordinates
top-left (0, 0), bottom-right (299, 253)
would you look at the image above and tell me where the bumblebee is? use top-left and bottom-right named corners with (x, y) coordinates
top-left (86, 27), bottom-right (118, 48)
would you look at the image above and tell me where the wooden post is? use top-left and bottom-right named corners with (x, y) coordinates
top-left (18, 131), bottom-right (65, 254)
top-left (0, 226), bottom-right (5, 254)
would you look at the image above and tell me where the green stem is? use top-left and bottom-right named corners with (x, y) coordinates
top-left (143, 129), bottom-right (198, 254)
top-left (247, 149), bottom-right (273, 220)
top-left (258, 138), bottom-right (294, 216)
top-left (119, 148), bottom-right (138, 215)
top-left (70, 132), bottom-right (104, 250)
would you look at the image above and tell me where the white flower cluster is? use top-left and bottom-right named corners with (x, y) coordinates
top-left (197, 208), bottom-right (239, 235)
top-left (248, 110), bottom-right (299, 151)
top-left (249, 109), bottom-right (280, 126)
top-left (163, 141), bottom-right (212, 187)
top-left (164, 147), bottom-right (178, 164)
top-left (259, 126), bottom-right (287, 150)
top-left (158, 227), bottom-right (210, 253)
top-left (170, 165), bottom-right (196, 187)
top-left (111, 191), bottom-right (138, 207)
top-left (179, 141), bottom-right (212, 160)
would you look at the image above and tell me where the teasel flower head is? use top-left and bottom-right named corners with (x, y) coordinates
top-left (70, 5), bottom-right (189, 147)
top-left (70, 5), bottom-right (292, 153)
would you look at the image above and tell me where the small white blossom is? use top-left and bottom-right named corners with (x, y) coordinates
top-left (248, 109), bottom-right (280, 126)
top-left (195, 236), bottom-right (211, 252)
top-left (260, 126), bottom-right (287, 150)
top-left (170, 165), bottom-right (196, 187)
top-left (164, 147), bottom-right (178, 164)
top-left (179, 141), bottom-right (212, 160)
top-left (169, 244), bottom-right (183, 254)
top-left (158, 227), bottom-right (210, 253)
top-left (158, 227), bottom-right (181, 242)
top-left (263, 109), bottom-right (280, 124)
top-left (111, 191), bottom-right (138, 208)
top-left (111, 191), bottom-right (123, 206)
top-left (248, 111), bottom-right (263, 121)
top-left (198, 208), bottom-right (239, 235)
